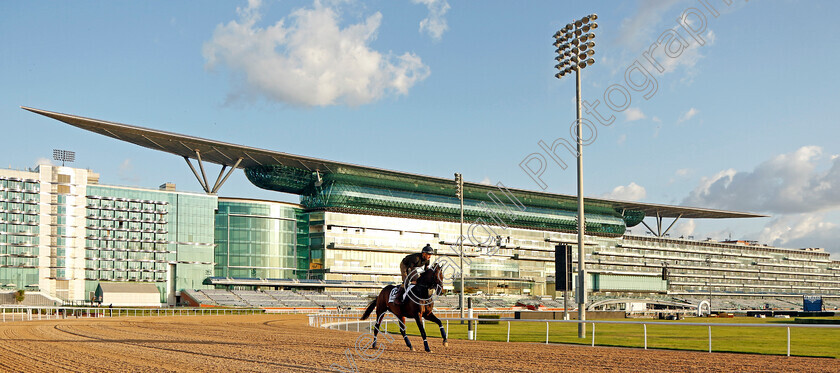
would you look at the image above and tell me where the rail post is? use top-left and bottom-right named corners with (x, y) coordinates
top-left (643, 324), bottom-right (647, 350)
top-left (787, 327), bottom-right (790, 357)
top-left (708, 326), bottom-right (712, 353)
top-left (591, 323), bottom-right (595, 347)
top-left (545, 321), bottom-right (549, 344)
top-left (507, 321), bottom-right (510, 343)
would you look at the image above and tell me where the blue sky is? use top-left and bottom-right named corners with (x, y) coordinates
top-left (3, 0), bottom-right (840, 258)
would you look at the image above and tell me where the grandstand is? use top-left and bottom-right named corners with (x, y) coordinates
top-left (179, 287), bottom-right (840, 316)
top-left (182, 289), bottom-right (380, 309)
top-left (20, 107), bottom-right (840, 311)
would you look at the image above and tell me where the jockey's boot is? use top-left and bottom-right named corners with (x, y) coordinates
top-left (393, 286), bottom-right (403, 306)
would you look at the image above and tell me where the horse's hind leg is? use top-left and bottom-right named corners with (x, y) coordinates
top-left (398, 316), bottom-right (413, 351)
top-left (372, 311), bottom-right (384, 349)
top-left (425, 312), bottom-right (447, 347)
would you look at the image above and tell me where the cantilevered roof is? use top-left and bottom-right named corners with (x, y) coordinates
top-left (22, 106), bottom-right (767, 220)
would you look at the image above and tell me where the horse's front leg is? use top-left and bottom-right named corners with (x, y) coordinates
top-left (415, 315), bottom-right (431, 352)
top-left (424, 312), bottom-right (447, 347)
top-left (399, 316), bottom-right (413, 351)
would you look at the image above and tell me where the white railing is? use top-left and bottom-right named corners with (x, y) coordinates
top-left (312, 314), bottom-right (840, 357)
top-left (0, 306), bottom-right (271, 321)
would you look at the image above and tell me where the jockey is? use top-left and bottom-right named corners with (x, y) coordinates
top-left (394, 244), bottom-right (433, 306)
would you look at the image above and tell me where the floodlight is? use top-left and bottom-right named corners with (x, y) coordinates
top-left (52, 149), bottom-right (76, 166)
top-left (578, 50), bottom-right (594, 60)
top-left (551, 13), bottom-right (599, 340)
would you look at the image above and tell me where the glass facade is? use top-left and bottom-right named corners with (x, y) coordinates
top-left (214, 199), bottom-right (307, 280)
top-left (246, 164), bottom-right (636, 236)
top-left (85, 185), bottom-right (216, 302)
top-left (0, 175), bottom-right (40, 289)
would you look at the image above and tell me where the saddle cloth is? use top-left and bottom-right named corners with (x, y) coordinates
top-left (388, 285), bottom-right (414, 304)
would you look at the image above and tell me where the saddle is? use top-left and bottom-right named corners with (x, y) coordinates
top-left (390, 285), bottom-right (414, 306)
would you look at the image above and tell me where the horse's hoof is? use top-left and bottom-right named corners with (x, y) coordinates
top-left (425, 348), bottom-right (432, 353)
top-left (443, 341), bottom-right (448, 347)
top-left (410, 347), bottom-right (415, 352)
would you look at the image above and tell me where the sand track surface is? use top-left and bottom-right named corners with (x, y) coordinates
top-left (0, 314), bottom-right (835, 372)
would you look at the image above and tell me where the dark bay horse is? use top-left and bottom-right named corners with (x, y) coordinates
top-left (360, 262), bottom-right (448, 352)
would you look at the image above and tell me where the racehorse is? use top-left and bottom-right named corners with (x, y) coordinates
top-left (360, 262), bottom-right (448, 352)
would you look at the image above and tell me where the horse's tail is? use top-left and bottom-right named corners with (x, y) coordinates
top-left (360, 299), bottom-right (376, 321)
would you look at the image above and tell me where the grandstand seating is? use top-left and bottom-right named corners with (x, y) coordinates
top-left (182, 289), bottom-right (211, 305)
top-left (201, 289), bottom-right (248, 307)
top-left (263, 290), bottom-right (319, 308)
top-left (181, 288), bottom-right (840, 313)
top-left (323, 291), bottom-right (372, 307)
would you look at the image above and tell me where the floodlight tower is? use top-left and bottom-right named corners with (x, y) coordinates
top-left (52, 149), bottom-right (76, 166)
top-left (455, 172), bottom-right (464, 322)
top-left (553, 14), bottom-right (597, 339)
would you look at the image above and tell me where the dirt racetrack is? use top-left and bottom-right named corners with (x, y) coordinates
top-left (0, 314), bottom-right (836, 372)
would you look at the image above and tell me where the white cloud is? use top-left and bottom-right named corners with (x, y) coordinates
top-left (119, 159), bottom-right (141, 184)
top-left (35, 157), bottom-right (53, 167)
top-left (656, 29), bottom-right (715, 83)
top-left (756, 213), bottom-right (835, 248)
top-left (601, 182), bottom-right (646, 201)
top-left (412, 0), bottom-right (450, 40)
top-left (675, 168), bottom-right (691, 177)
top-left (750, 213), bottom-right (840, 258)
top-left (616, 0), bottom-right (684, 49)
top-left (677, 107), bottom-right (698, 123)
top-left (617, 134), bottom-right (627, 145)
top-left (624, 107), bottom-right (646, 122)
top-left (683, 146), bottom-right (840, 214)
top-left (652, 116), bottom-right (662, 123)
top-left (671, 218), bottom-right (696, 238)
top-left (203, 0), bottom-right (430, 107)
top-left (479, 176), bottom-right (491, 185)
